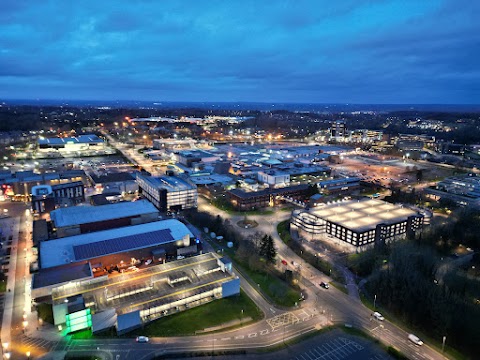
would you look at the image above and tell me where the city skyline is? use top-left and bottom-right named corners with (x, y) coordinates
top-left (1, 0), bottom-right (479, 104)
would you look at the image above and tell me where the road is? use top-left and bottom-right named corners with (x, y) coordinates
top-left (5, 135), bottom-right (450, 360)
top-left (195, 198), bottom-right (448, 360)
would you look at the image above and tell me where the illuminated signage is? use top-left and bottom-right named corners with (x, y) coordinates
top-left (65, 308), bottom-right (92, 334)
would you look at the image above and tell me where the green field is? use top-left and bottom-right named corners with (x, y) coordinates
top-left (131, 290), bottom-right (263, 337)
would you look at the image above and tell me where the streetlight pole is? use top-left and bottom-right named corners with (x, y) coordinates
top-left (442, 335), bottom-right (447, 353)
top-left (374, 294), bottom-right (377, 310)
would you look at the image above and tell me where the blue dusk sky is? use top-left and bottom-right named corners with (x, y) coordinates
top-left (0, 0), bottom-right (479, 104)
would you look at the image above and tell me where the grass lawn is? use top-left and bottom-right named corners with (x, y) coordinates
top-left (131, 290), bottom-right (263, 337)
top-left (241, 266), bottom-right (301, 307)
top-left (0, 280), bottom-right (6, 293)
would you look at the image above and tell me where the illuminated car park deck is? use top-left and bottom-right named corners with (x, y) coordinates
top-left (52, 253), bottom-right (236, 318)
top-left (309, 199), bottom-right (417, 232)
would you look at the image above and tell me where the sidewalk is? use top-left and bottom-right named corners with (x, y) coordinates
top-left (0, 217), bottom-right (19, 347)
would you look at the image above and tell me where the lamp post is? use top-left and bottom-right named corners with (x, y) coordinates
top-left (374, 294), bottom-right (377, 310)
top-left (442, 336), bottom-right (447, 353)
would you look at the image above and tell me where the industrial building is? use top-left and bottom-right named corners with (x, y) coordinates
top-left (174, 149), bottom-right (220, 167)
top-left (38, 134), bottom-right (104, 149)
top-left (317, 177), bottom-right (361, 194)
top-left (425, 174), bottom-right (480, 207)
top-left (228, 184), bottom-right (309, 211)
top-left (291, 199), bottom-right (423, 250)
top-left (49, 200), bottom-right (159, 238)
top-left (89, 172), bottom-right (138, 194)
top-left (38, 218), bottom-right (196, 271)
top-left (31, 181), bottom-right (85, 214)
top-left (0, 170), bottom-right (87, 199)
top-left (257, 170), bottom-right (290, 187)
top-left (137, 174), bottom-right (198, 212)
top-left (33, 253), bottom-right (239, 336)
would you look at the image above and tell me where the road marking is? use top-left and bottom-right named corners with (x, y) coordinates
top-left (260, 329), bottom-right (269, 335)
top-left (235, 335), bottom-right (244, 339)
top-left (221, 337), bottom-right (230, 341)
top-left (248, 333), bottom-right (257, 338)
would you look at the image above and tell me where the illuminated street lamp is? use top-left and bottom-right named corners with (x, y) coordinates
top-left (26, 351), bottom-right (31, 360)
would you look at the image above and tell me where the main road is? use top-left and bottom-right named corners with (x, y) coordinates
top-left (29, 133), bottom-right (452, 360)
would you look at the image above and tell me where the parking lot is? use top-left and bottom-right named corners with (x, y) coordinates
top-left (293, 337), bottom-right (365, 360)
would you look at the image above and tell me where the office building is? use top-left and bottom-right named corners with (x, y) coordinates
top-left (137, 174), bottom-right (198, 212)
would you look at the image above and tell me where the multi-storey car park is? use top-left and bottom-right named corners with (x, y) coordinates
top-left (291, 198), bottom-right (423, 251)
top-left (36, 253), bottom-right (238, 335)
top-left (32, 215), bottom-right (239, 336)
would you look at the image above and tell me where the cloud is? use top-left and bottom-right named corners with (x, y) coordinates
top-left (0, 0), bottom-right (478, 103)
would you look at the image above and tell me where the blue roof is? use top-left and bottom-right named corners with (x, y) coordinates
top-left (73, 228), bottom-right (173, 260)
top-left (50, 200), bottom-right (158, 228)
top-left (38, 134), bottom-right (104, 146)
top-left (116, 310), bottom-right (141, 333)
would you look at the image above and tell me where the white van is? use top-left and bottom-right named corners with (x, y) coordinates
top-left (408, 334), bottom-right (423, 346)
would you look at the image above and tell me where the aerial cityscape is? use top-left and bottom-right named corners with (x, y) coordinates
top-left (1, 1), bottom-right (479, 360)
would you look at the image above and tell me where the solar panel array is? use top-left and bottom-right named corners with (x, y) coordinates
top-left (73, 229), bottom-right (174, 261)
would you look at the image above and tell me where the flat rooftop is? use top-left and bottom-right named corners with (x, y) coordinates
top-left (138, 174), bottom-right (196, 191)
top-left (309, 199), bottom-right (418, 232)
top-left (33, 262), bottom-right (93, 289)
top-left (38, 134), bottom-right (104, 146)
top-left (50, 199), bottom-right (158, 228)
top-left (40, 219), bottom-right (193, 269)
top-left (51, 253), bottom-right (236, 315)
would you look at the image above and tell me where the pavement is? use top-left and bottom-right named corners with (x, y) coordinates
top-left (17, 135), bottom-right (452, 360)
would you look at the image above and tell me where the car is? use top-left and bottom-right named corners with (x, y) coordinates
top-left (320, 282), bottom-right (329, 289)
top-left (281, 259), bottom-right (288, 266)
top-left (408, 334), bottom-right (423, 346)
top-left (145, 259), bottom-right (152, 266)
top-left (372, 311), bottom-right (385, 321)
top-left (136, 336), bottom-right (149, 343)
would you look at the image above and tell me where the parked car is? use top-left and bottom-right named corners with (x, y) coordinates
top-left (281, 259), bottom-right (288, 266)
top-left (372, 312), bottom-right (385, 321)
top-left (408, 334), bottom-right (423, 346)
top-left (145, 259), bottom-right (152, 266)
top-left (320, 282), bottom-right (330, 289)
top-left (136, 336), bottom-right (149, 343)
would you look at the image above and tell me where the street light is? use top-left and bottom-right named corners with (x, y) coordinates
top-left (374, 294), bottom-right (377, 310)
top-left (442, 336), bottom-right (447, 353)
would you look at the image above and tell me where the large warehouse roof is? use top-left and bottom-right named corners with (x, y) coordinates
top-left (309, 199), bottom-right (418, 232)
top-left (38, 134), bottom-right (104, 146)
top-left (40, 219), bottom-right (193, 269)
top-left (50, 200), bottom-right (158, 228)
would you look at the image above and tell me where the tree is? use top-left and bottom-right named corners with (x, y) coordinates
top-left (259, 235), bottom-right (277, 264)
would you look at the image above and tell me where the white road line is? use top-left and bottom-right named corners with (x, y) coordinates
top-left (248, 333), bottom-right (257, 338)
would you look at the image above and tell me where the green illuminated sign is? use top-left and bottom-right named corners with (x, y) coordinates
top-left (65, 308), bottom-right (92, 334)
